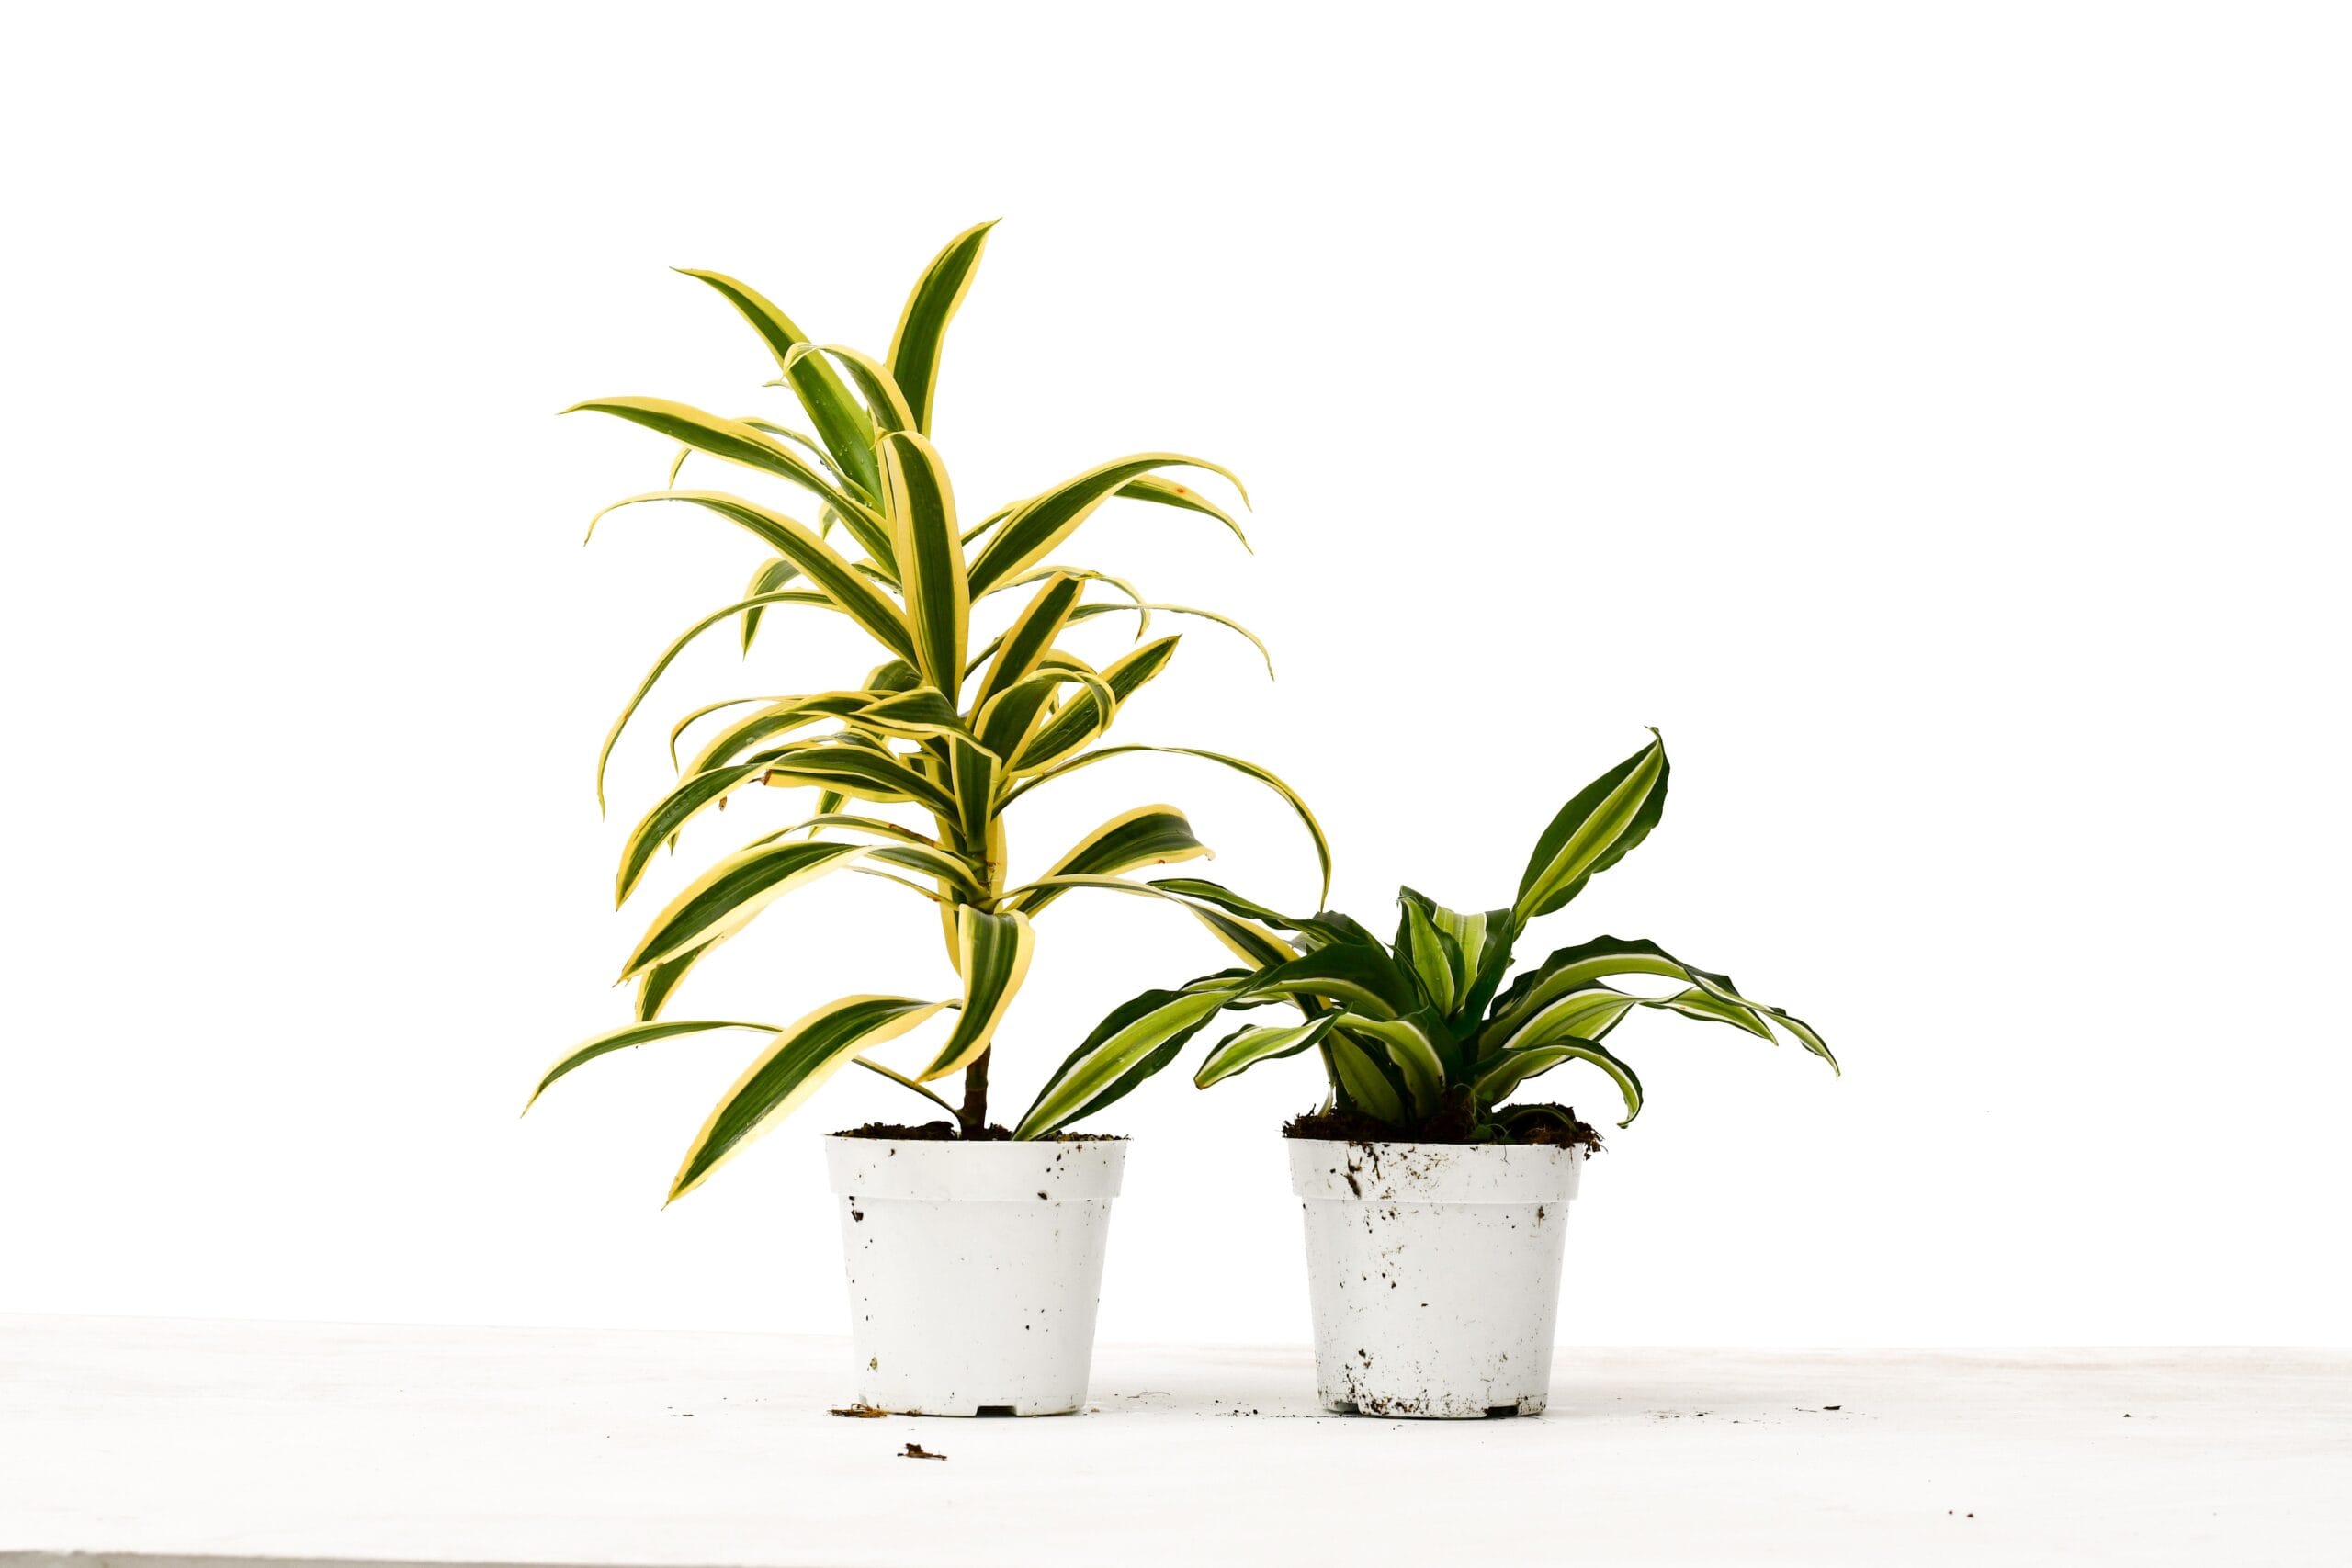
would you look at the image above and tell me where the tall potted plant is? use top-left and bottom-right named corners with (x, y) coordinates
top-left (1049, 731), bottom-right (1835, 1416)
top-left (528, 222), bottom-right (1326, 1416)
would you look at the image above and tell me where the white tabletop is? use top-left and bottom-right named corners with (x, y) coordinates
top-left (3, 1315), bottom-right (2344, 1567)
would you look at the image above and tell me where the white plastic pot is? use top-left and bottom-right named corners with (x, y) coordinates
top-left (825, 1135), bottom-right (1126, 1416)
top-left (1290, 1138), bottom-right (1586, 1417)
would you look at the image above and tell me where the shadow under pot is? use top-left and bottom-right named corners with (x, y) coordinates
top-left (1289, 1138), bottom-right (1586, 1417)
top-left (825, 1135), bottom-right (1126, 1416)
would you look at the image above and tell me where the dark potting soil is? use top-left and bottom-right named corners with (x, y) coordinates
top-left (831, 1121), bottom-right (1122, 1142)
top-left (1282, 1101), bottom-right (1602, 1154)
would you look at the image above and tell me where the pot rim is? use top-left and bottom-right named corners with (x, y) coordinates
top-left (1287, 1136), bottom-right (1582, 1204)
top-left (825, 1133), bottom-right (1127, 1201)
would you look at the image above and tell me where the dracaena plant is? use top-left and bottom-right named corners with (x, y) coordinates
top-left (526, 223), bottom-right (1328, 1200)
top-left (1046, 731), bottom-right (1835, 1142)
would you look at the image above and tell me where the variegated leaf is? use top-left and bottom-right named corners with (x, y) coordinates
top-left (668, 996), bottom-right (955, 1201)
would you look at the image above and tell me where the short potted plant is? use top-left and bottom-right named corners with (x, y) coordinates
top-left (1052, 730), bottom-right (1836, 1416)
top-left (527, 222), bottom-right (1326, 1416)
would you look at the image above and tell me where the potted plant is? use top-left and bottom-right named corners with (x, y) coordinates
top-left (1048, 730), bottom-right (1836, 1416)
top-left (526, 222), bottom-right (1327, 1416)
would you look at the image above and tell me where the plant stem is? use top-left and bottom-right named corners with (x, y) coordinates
top-left (957, 1046), bottom-right (990, 1136)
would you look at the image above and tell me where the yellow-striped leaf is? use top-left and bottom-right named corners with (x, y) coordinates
top-left (1475, 1038), bottom-right (1645, 1127)
top-left (668, 996), bottom-right (954, 1201)
top-left (1012, 636), bottom-right (1180, 773)
top-left (877, 431), bottom-right (968, 694)
top-left (526, 1019), bottom-right (773, 1111)
top-left (1194, 1013), bottom-right (1339, 1089)
top-left (756, 742), bottom-right (959, 818)
top-left (592, 491), bottom-right (912, 660)
top-left (1005, 806), bottom-right (1211, 915)
top-left (967, 454), bottom-right (1248, 595)
top-left (919, 908), bottom-right (1036, 1081)
top-left (568, 398), bottom-right (887, 554)
top-left (620, 839), bottom-right (866, 979)
top-left (973, 571), bottom-right (1082, 707)
top-left (783, 342), bottom-right (916, 435)
top-left (1009, 742), bottom-right (1329, 904)
top-left (673, 269), bottom-right (881, 498)
top-left (888, 220), bottom-right (996, 435)
top-left (1013, 979), bottom-right (1242, 1139)
top-left (594, 586), bottom-right (840, 809)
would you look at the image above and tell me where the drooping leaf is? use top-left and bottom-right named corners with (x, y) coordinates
top-left (1195, 1013), bottom-right (1340, 1089)
top-left (526, 1019), bottom-right (775, 1111)
top-left (755, 741), bottom-right (959, 818)
top-left (619, 840), bottom-right (867, 978)
top-left (593, 586), bottom-right (841, 809)
top-left (668, 996), bottom-right (954, 1201)
top-left (1475, 1036), bottom-right (1645, 1127)
top-left (1004, 806), bottom-right (1212, 915)
top-left (568, 399), bottom-right (888, 559)
top-left (1483, 933), bottom-right (1837, 1072)
top-left (1238, 939), bottom-right (1423, 1021)
top-left (967, 455), bottom-right (1248, 595)
top-left (1009, 744), bottom-right (1329, 904)
top-left (738, 558), bottom-right (799, 653)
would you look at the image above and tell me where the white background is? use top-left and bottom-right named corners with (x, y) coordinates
top-left (3, 3), bottom-right (2346, 1348)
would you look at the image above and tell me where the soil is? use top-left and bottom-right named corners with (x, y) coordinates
top-left (1282, 1100), bottom-right (1602, 1153)
top-left (831, 1121), bottom-right (1122, 1142)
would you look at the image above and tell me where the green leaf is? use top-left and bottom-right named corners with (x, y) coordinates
top-left (589, 490), bottom-right (913, 661)
top-left (526, 1019), bottom-right (774, 1111)
top-left (1014, 980), bottom-right (1241, 1138)
top-left (1114, 473), bottom-right (1251, 551)
top-left (1012, 636), bottom-right (1180, 773)
top-left (1334, 1010), bottom-right (1453, 1113)
top-left (756, 741), bottom-right (959, 818)
top-left (1513, 730), bottom-right (1670, 926)
top-left (592, 585), bottom-right (842, 810)
top-left (1326, 1032), bottom-right (1407, 1124)
top-left (781, 341), bottom-right (915, 434)
top-left (568, 398), bottom-right (888, 559)
top-left (1483, 934), bottom-right (1837, 1072)
top-left (877, 431), bottom-right (968, 694)
top-left (1476, 1037), bottom-right (1645, 1127)
top-left (668, 996), bottom-right (954, 1201)
top-left (1195, 1013), bottom-right (1340, 1089)
top-left (888, 220), bottom-right (997, 435)
top-left (1065, 600), bottom-right (1273, 677)
top-left (673, 269), bottom-right (881, 499)
top-left (1395, 896), bottom-right (1465, 1017)
top-left (737, 558), bottom-right (800, 654)
top-left (1239, 939), bottom-right (1423, 1021)
top-left (1004, 806), bottom-right (1212, 915)
top-left (967, 455), bottom-right (1249, 595)
top-left (919, 908), bottom-right (1036, 1080)
top-left (619, 839), bottom-right (866, 979)
top-left (616, 759), bottom-right (774, 906)
top-left (1009, 744), bottom-right (1329, 905)
top-left (973, 571), bottom-right (1083, 708)
top-left (1400, 888), bottom-right (1519, 1023)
